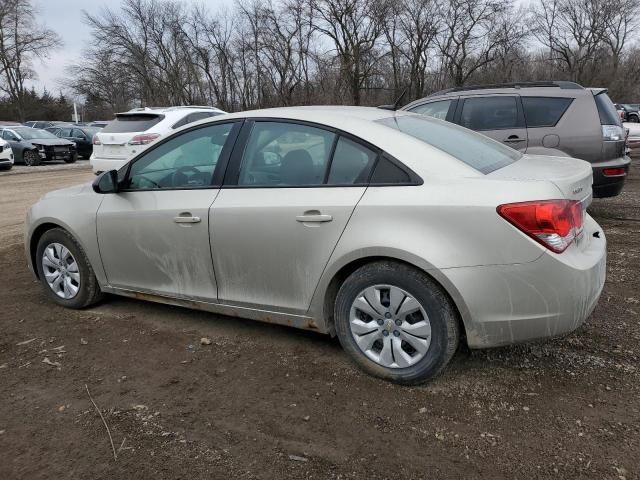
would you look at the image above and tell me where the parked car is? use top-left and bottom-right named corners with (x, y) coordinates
top-left (403, 81), bottom-right (631, 198)
top-left (46, 125), bottom-right (102, 159)
top-left (0, 137), bottom-right (14, 170)
top-left (624, 122), bottom-right (640, 151)
top-left (23, 121), bottom-right (70, 129)
top-left (88, 121), bottom-right (110, 128)
top-left (25, 106), bottom-right (606, 384)
top-left (614, 103), bottom-right (640, 122)
top-left (0, 126), bottom-right (77, 166)
top-left (90, 106), bottom-right (225, 173)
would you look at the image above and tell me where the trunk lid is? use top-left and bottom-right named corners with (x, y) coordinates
top-left (488, 154), bottom-right (593, 202)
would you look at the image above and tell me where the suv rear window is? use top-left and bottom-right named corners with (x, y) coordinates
top-left (377, 115), bottom-right (521, 174)
top-left (594, 92), bottom-right (621, 126)
top-left (102, 114), bottom-right (164, 133)
top-left (522, 97), bottom-right (573, 127)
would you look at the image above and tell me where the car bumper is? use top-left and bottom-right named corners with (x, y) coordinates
top-left (0, 148), bottom-right (14, 165)
top-left (90, 156), bottom-right (129, 174)
top-left (444, 215), bottom-right (606, 349)
top-left (591, 155), bottom-right (631, 198)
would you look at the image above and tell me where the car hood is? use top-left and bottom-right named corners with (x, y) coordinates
top-left (28, 138), bottom-right (74, 146)
top-left (41, 182), bottom-right (93, 200)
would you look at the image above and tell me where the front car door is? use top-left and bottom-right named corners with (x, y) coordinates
top-left (210, 120), bottom-right (379, 313)
top-left (96, 121), bottom-right (240, 301)
top-left (454, 95), bottom-right (528, 152)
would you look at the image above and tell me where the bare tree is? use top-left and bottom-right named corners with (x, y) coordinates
top-left (0, 0), bottom-right (61, 121)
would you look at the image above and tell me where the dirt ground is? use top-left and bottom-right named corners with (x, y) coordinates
top-left (0, 160), bottom-right (639, 480)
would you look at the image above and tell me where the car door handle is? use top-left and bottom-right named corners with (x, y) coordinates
top-left (174, 214), bottom-right (201, 224)
top-left (296, 213), bottom-right (333, 223)
top-left (504, 135), bottom-right (524, 143)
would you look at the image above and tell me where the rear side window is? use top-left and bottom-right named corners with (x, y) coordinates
top-left (327, 137), bottom-right (377, 185)
top-left (102, 114), bottom-right (163, 133)
top-left (460, 96), bottom-right (519, 130)
top-left (594, 92), bottom-right (622, 126)
top-left (377, 115), bottom-right (521, 174)
top-left (522, 97), bottom-right (573, 127)
top-left (409, 100), bottom-right (452, 120)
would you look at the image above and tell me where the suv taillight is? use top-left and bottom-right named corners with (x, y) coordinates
top-left (92, 135), bottom-right (101, 145)
top-left (128, 133), bottom-right (160, 145)
top-left (497, 200), bottom-right (584, 254)
top-left (602, 125), bottom-right (623, 141)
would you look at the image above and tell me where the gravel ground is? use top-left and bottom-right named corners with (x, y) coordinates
top-left (0, 160), bottom-right (638, 479)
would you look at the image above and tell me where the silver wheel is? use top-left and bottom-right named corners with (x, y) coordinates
top-left (349, 285), bottom-right (431, 369)
top-left (41, 242), bottom-right (80, 299)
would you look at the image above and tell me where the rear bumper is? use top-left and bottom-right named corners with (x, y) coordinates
top-left (591, 155), bottom-right (631, 198)
top-left (90, 156), bottom-right (129, 174)
top-left (444, 215), bottom-right (606, 349)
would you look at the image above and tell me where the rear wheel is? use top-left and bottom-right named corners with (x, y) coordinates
top-left (35, 228), bottom-right (103, 308)
top-left (23, 150), bottom-right (40, 166)
top-left (631, 115), bottom-right (640, 123)
top-left (334, 261), bottom-right (459, 385)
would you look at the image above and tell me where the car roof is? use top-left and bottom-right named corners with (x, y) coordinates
top-left (192, 106), bottom-right (482, 178)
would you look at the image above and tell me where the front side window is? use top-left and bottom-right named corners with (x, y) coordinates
top-left (238, 122), bottom-right (335, 186)
top-left (59, 128), bottom-right (72, 137)
top-left (409, 100), bottom-right (452, 120)
top-left (522, 97), bottom-right (573, 127)
top-left (460, 96), bottom-right (519, 131)
top-left (125, 123), bottom-right (234, 190)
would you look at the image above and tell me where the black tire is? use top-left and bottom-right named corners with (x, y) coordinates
top-left (334, 261), bottom-right (460, 385)
top-left (23, 149), bottom-right (40, 166)
top-left (0, 164), bottom-right (12, 170)
top-left (35, 228), bottom-right (103, 309)
top-left (64, 152), bottom-right (78, 164)
top-left (631, 115), bottom-right (640, 123)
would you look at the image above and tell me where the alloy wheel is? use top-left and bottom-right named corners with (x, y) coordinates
top-left (41, 242), bottom-right (80, 299)
top-left (349, 284), bottom-right (431, 368)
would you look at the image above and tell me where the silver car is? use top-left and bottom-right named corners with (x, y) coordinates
top-left (25, 107), bottom-right (606, 384)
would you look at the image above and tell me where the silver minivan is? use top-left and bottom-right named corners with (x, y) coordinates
top-left (402, 81), bottom-right (631, 197)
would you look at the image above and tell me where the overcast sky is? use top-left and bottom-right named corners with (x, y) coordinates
top-left (30, 0), bottom-right (218, 95)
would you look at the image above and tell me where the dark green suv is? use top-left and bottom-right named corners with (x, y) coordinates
top-left (402, 81), bottom-right (631, 197)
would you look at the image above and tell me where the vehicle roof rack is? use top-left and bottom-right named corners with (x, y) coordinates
top-left (427, 81), bottom-right (584, 97)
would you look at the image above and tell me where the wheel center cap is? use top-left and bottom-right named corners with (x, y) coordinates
top-left (385, 319), bottom-right (395, 332)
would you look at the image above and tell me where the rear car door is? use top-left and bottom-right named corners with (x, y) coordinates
top-left (210, 120), bottom-right (377, 313)
top-left (454, 95), bottom-right (528, 151)
top-left (96, 121), bottom-right (241, 300)
top-left (71, 128), bottom-right (91, 157)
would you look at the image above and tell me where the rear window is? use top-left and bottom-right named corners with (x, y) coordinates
top-left (102, 114), bottom-right (164, 133)
top-left (376, 115), bottom-right (521, 174)
top-left (594, 92), bottom-right (621, 126)
top-left (522, 97), bottom-right (573, 127)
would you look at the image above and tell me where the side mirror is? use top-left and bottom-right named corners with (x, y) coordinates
top-left (92, 169), bottom-right (119, 194)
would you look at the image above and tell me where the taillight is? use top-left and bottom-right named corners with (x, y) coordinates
top-left (603, 167), bottom-right (626, 177)
top-left (92, 135), bottom-right (101, 145)
top-left (128, 133), bottom-right (160, 145)
top-left (497, 200), bottom-right (584, 254)
top-left (602, 125), bottom-right (623, 141)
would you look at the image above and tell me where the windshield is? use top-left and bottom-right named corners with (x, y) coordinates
top-left (376, 114), bottom-right (522, 174)
top-left (102, 114), bottom-right (163, 133)
top-left (594, 93), bottom-right (622, 126)
top-left (13, 128), bottom-right (58, 140)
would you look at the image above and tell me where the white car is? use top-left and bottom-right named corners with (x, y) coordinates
top-left (90, 106), bottom-right (225, 173)
top-left (0, 137), bottom-right (14, 170)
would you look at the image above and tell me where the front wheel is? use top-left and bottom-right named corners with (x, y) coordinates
top-left (64, 152), bottom-right (78, 164)
top-left (23, 150), bottom-right (40, 166)
top-left (334, 261), bottom-right (460, 385)
top-left (631, 115), bottom-right (640, 123)
top-left (35, 228), bottom-right (103, 308)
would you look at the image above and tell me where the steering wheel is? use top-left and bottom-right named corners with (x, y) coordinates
top-left (171, 165), bottom-right (206, 187)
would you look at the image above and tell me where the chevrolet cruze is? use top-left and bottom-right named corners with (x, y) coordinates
top-left (25, 107), bottom-right (606, 384)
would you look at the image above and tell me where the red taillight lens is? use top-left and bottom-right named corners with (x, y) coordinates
top-left (602, 167), bottom-right (626, 177)
top-left (92, 135), bottom-right (101, 145)
top-left (497, 200), bottom-right (584, 253)
top-left (128, 133), bottom-right (160, 145)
